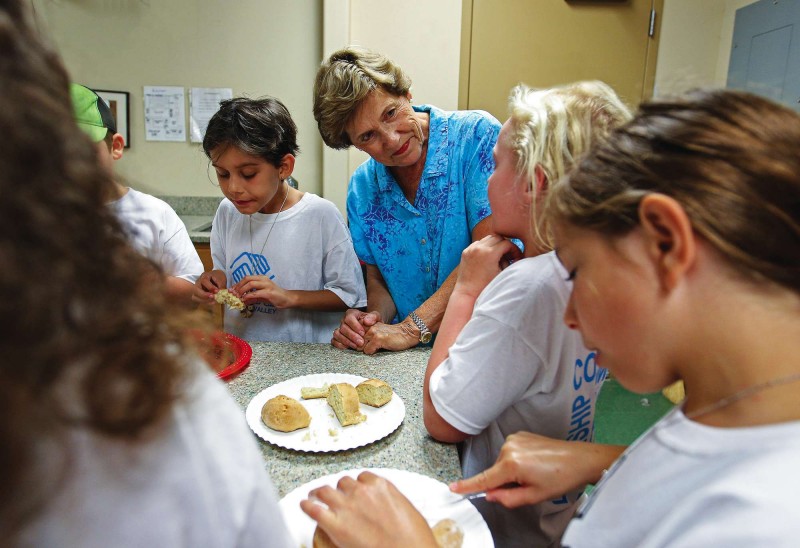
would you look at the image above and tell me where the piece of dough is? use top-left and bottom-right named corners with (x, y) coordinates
top-left (327, 383), bottom-right (366, 427)
top-left (215, 288), bottom-right (246, 311)
top-left (356, 378), bottom-right (393, 407)
top-left (301, 384), bottom-right (330, 399)
top-left (662, 380), bottom-right (685, 404)
top-left (261, 395), bottom-right (311, 432)
top-left (431, 518), bottom-right (464, 548)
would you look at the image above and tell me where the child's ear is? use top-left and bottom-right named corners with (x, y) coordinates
top-left (111, 133), bottom-right (125, 160)
top-left (534, 165), bottom-right (549, 194)
top-left (638, 194), bottom-right (696, 291)
top-left (278, 154), bottom-right (295, 180)
top-left (522, 165), bottom-right (548, 205)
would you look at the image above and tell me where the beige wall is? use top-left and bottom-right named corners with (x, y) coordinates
top-left (32, 0), bottom-right (322, 198)
top-left (321, 0), bottom-right (463, 214)
top-left (32, 0), bottom-right (756, 207)
top-left (654, 0), bottom-right (758, 96)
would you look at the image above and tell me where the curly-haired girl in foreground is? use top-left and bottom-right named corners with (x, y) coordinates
top-left (0, 2), bottom-right (291, 545)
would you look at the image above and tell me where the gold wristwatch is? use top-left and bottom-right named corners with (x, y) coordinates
top-left (409, 311), bottom-right (433, 344)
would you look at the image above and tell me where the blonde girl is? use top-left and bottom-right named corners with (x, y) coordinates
top-left (421, 81), bottom-right (630, 546)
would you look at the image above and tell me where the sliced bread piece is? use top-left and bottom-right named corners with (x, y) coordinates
top-left (356, 378), bottom-right (393, 407)
top-left (327, 383), bottom-right (366, 427)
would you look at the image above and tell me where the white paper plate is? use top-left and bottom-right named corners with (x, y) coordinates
top-left (245, 373), bottom-right (405, 452)
top-left (279, 468), bottom-right (494, 547)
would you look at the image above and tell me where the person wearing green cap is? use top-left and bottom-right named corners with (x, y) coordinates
top-left (70, 83), bottom-right (203, 306)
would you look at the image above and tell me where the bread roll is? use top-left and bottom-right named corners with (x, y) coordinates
top-left (432, 518), bottom-right (464, 548)
top-left (327, 383), bottom-right (366, 427)
top-left (356, 378), bottom-right (393, 407)
top-left (261, 395), bottom-right (311, 432)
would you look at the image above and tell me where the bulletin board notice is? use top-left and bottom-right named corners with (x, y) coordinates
top-left (190, 87), bottom-right (233, 143)
top-left (144, 86), bottom-right (186, 142)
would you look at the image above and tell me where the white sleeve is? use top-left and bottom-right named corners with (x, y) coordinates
top-left (161, 209), bottom-right (204, 283)
top-left (210, 202), bottom-right (227, 273)
top-left (320, 203), bottom-right (367, 308)
top-left (323, 240), bottom-right (367, 308)
top-left (430, 312), bottom-right (543, 435)
top-left (429, 258), bottom-right (565, 436)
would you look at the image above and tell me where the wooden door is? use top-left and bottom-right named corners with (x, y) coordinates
top-left (460, 0), bottom-right (663, 118)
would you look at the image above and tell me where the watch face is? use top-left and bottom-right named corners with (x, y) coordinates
top-left (420, 332), bottom-right (433, 344)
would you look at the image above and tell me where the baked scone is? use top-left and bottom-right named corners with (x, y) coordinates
top-left (261, 395), bottom-right (311, 432)
top-left (431, 518), bottom-right (464, 548)
top-left (312, 525), bottom-right (337, 548)
top-left (301, 384), bottom-right (330, 399)
top-left (327, 383), bottom-right (366, 427)
top-left (356, 378), bottom-right (393, 407)
top-left (215, 289), bottom-right (246, 311)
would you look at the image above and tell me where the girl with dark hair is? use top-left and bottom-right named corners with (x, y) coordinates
top-left (194, 97), bottom-right (366, 342)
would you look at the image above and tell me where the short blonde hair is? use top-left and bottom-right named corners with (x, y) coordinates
top-left (507, 81), bottom-right (631, 249)
top-left (313, 46), bottom-right (412, 149)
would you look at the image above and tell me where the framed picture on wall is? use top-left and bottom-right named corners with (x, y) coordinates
top-left (95, 89), bottom-right (131, 148)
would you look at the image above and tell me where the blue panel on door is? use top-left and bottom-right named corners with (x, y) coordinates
top-left (747, 25), bottom-right (792, 101)
top-left (728, 0), bottom-right (800, 112)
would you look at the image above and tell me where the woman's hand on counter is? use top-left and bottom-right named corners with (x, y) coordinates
top-left (331, 309), bottom-right (382, 350)
top-left (192, 270), bottom-right (227, 304)
top-left (360, 320), bottom-right (419, 355)
top-left (300, 471), bottom-right (438, 548)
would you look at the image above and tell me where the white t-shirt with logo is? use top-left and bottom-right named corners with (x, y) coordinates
top-left (211, 193), bottom-right (367, 342)
top-left (430, 252), bottom-right (607, 547)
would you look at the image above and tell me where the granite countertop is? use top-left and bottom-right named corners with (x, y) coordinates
top-left (179, 214), bottom-right (214, 244)
top-left (225, 342), bottom-right (461, 497)
top-left (161, 182), bottom-right (297, 246)
top-left (159, 195), bottom-right (222, 245)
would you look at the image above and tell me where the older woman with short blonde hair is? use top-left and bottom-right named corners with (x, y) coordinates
top-left (314, 46), bottom-right (501, 355)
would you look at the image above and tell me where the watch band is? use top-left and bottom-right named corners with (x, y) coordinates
top-left (409, 311), bottom-right (433, 343)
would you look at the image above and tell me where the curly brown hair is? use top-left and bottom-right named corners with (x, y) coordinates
top-left (0, 1), bottom-right (196, 538)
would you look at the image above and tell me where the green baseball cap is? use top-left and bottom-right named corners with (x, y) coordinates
top-left (70, 83), bottom-right (117, 143)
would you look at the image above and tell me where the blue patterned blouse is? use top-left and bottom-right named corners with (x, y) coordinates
top-left (347, 104), bottom-right (500, 322)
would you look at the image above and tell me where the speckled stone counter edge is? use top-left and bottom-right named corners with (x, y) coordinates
top-left (159, 195), bottom-right (221, 244)
top-left (160, 195), bottom-right (223, 216)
